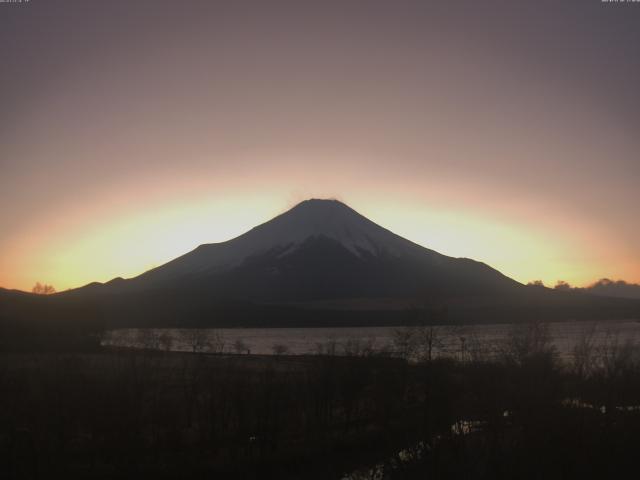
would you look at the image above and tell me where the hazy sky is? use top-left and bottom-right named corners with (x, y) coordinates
top-left (1, 0), bottom-right (639, 292)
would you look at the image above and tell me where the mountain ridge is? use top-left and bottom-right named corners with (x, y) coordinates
top-left (135, 199), bottom-right (437, 286)
top-left (77, 198), bottom-right (521, 299)
top-left (5, 199), bottom-right (638, 328)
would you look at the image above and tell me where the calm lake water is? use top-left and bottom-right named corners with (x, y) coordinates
top-left (102, 319), bottom-right (640, 361)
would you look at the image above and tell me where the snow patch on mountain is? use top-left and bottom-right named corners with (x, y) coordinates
top-left (138, 199), bottom-right (432, 283)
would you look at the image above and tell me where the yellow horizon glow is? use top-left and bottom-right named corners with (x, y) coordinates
top-left (3, 2), bottom-right (638, 294)
top-left (2, 180), bottom-right (637, 293)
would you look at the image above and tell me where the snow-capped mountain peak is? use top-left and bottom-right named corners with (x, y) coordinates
top-left (243, 199), bottom-right (422, 256)
top-left (138, 199), bottom-right (428, 283)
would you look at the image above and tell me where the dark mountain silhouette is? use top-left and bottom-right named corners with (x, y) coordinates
top-left (86, 199), bottom-right (521, 300)
top-left (553, 278), bottom-right (640, 300)
top-left (586, 279), bottom-right (640, 299)
top-left (2, 200), bottom-right (640, 329)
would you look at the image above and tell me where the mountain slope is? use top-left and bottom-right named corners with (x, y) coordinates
top-left (19, 198), bottom-right (636, 327)
top-left (96, 199), bottom-right (520, 300)
top-left (137, 199), bottom-right (434, 286)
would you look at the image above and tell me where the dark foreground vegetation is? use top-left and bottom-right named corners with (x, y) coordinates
top-left (2, 321), bottom-right (640, 479)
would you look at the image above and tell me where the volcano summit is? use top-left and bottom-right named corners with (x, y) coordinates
top-left (96, 199), bottom-right (520, 302)
top-left (6, 199), bottom-right (638, 328)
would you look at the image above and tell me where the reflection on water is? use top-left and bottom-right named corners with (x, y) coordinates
top-left (342, 441), bottom-right (428, 480)
top-left (102, 319), bottom-right (640, 361)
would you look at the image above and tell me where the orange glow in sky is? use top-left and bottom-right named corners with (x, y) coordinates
top-left (1, 1), bottom-right (638, 292)
top-left (1, 165), bottom-right (637, 292)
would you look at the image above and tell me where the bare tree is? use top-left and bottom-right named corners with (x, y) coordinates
top-left (419, 324), bottom-right (445, 362)
top-left (314, 337), bottom-right (338, 356)
top-left (272, 343), bottom-right (289, 355)
top-left (571, 322), bottom-right (598, 378)
top-left (136, 329), bottom-right (161, 350)
top-left (233, 338), bottom-right (248, 354)
top-left (180, 329), bottom-right (212, 353)
top-left (447, 325), bottom-right (469, 362)
top-left (392, 326), bottom-right (419, 360)
top-left (392, 324), bottom-right (445, 362)
top-left (593, 330), bottom-right (639, 414)
top-left (32, 282), bottom-right (56, 295)
top-left (466, 331), bottom-right (490, 362)
top-left (158, 331), bottom-right (174, 352)
top-left (343, 337), bottom-right (376, 357)
top-left (209, 330), bottom-right (226, 354)
top-left (502, 320), bottom-right (556, 366)
top-left (554, 280), bottom-right (573, 291)
top-left (597, 330), bottom-right (637, 382)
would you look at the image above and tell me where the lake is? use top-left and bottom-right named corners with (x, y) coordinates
top-left (102, 319), bottom-right (640, 361)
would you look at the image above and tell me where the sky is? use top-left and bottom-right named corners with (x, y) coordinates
top-left (1, 0), bottom-right (639, 292)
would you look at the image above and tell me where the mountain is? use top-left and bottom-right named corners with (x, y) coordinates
top-left (3, 199), bottom-right (640, 329)
top-left (584, 279), bottom-right (640, 300)
top-left (84, 199), bottom-right (521, 301)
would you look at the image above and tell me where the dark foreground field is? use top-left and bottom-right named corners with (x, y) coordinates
top-left (2, 329), bottom-right (640, 479)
